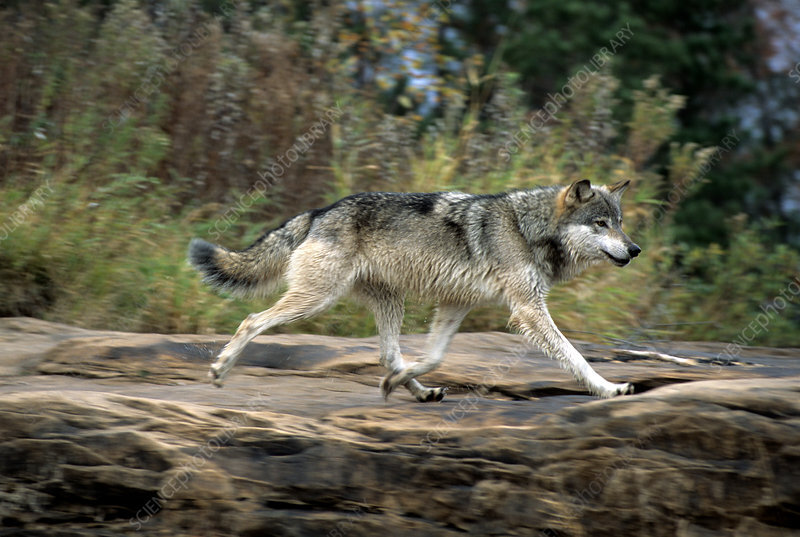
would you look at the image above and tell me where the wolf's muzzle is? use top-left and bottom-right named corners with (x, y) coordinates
top-left (604, 242), bottom-right (641, 267)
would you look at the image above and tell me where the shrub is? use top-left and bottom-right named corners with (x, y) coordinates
top-left (0, 0), bottom-right (797, 347)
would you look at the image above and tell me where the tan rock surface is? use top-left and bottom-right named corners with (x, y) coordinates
top-left (0, 317), bottom-right (799, 536)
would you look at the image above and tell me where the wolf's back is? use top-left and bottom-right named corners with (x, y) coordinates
top-left (188, 212), bottom-right (314, 297)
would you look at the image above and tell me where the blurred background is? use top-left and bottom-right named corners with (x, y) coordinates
top-left (0, 0), bottom-right (798, 346)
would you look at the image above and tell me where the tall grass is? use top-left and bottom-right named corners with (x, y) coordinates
top-left (1, 1), bottom-right (797, 345)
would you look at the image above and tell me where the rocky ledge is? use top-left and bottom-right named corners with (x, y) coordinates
top-left (0, 317), bottom-right (799, 536)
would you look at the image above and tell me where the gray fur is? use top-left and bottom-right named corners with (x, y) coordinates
top-left (189, 179), bottom-right (641, 400)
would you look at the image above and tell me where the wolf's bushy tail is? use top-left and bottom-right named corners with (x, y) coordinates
top-left (188, 212), bottom-right (314, 298)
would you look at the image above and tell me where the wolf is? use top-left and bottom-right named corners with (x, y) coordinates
top-left (189, 179), bottom-right (641, 401)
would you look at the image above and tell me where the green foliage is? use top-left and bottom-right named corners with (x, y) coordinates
top-left (0, 0), bottom-right (798, 348)
top-left (456, 0), bottom-right (783, 249)
top-left (668, 219), bottom-right (800, 346)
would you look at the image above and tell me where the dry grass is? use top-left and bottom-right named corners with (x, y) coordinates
top-left (1, 1), bottom-right (797, 346)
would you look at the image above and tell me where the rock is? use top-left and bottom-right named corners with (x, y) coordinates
top-left (0, 317), bottom-right (799, 536)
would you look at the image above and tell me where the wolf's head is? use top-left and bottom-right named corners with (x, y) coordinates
top-left (557, 179), bottom-right (641, 268)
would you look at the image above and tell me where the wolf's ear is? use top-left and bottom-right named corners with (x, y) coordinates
top-left (564, 179), bottom-right (594, 207)
top-left (607, 180), bottom-right (630, 198)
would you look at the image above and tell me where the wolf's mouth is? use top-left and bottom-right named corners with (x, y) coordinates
top-left (603, 251), bottom-right (630, 267)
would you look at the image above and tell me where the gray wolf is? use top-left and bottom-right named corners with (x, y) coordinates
top-left (189, 179), bottom-right (641, 401)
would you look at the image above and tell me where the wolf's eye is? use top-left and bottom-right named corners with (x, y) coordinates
top-left (595, 220), bottom-right (607, 228)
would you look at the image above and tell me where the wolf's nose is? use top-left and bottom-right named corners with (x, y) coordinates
top-left (628, 244), bottom-right (641, 258)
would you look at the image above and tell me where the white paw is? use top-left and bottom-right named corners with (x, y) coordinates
top-left (595, 381), bottom-right (633, 398)
top-left (208, 362), bottom-right (228, 388)
top-left (415, 386), bottom-right (447, 403)
top-left (609, 382), bottom-right (633, 397)
top-left (380, 371), bottom-right (401, 400)
top-left (618, 382), bottom-right (633, 395)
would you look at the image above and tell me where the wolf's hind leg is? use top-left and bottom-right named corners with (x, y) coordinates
top-left (210, 245), bottom-right (352, 386)
top-left (209, 289), bottom-right (343, 386)
top-left (381, 304), bottom-right (470, 400)
top-left (358, 285), bottom-right (447, 402)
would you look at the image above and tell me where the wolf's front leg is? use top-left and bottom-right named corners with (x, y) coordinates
top-left (510, 302), bottom-right (632, 398)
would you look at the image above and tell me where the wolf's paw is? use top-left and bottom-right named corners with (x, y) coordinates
top-left (380, 371), bottom-right (401, 400)
top-left (603, 382), bottom-right (633, 398)
top-left (208, 362), bottom-right (228, 388)
top-left (415, 386), bottom-right (447, 403)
